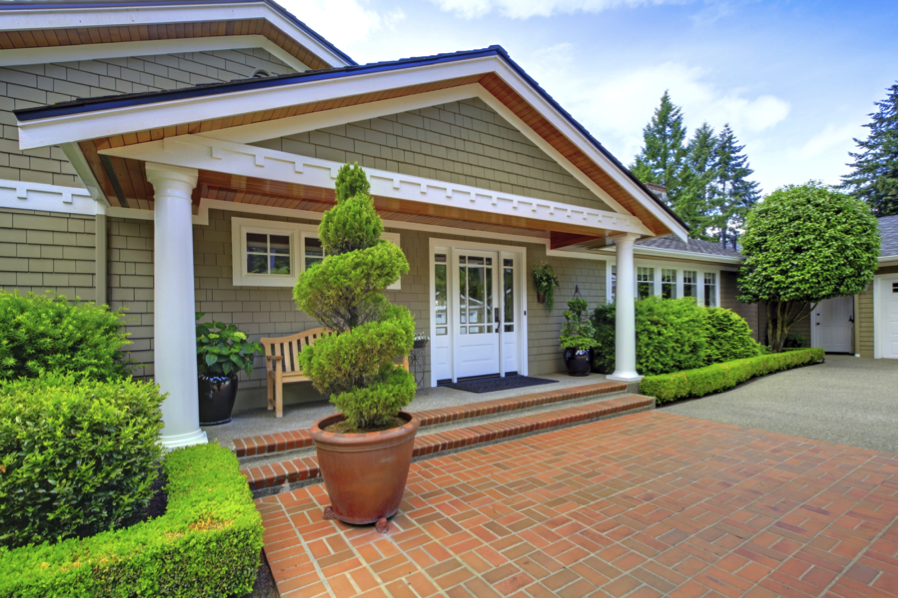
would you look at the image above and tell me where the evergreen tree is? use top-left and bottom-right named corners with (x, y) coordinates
top-left (631, 91), bottom-right (688, 204)
top-left (840, 83), bottom-right (898, 217)
top-left (709, 124), bottom-right (760, 244)
top-left (677, 123), bottom-right (718, 239)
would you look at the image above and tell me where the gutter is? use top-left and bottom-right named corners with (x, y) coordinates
top-left (591, 245), bottom-right (744, 265)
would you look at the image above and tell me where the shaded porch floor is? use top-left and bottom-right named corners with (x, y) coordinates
top-left (204, 372), bottom-right (620, 450)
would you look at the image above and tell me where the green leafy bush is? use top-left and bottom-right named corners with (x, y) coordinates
top-left (0, 443), bottom-right (263, 597)
top-left (0, 291), bottom-right (134, 381)
top-left (560, 298), bottom-right (599, 351)
top-left (196, 314), bottom-right (264, 377)
top-left (0, 374), bottom-right (164, 549)
top-left (640, 347), bottom-right (825, 404)
top-left (294, 163), bottom-right (415, 430)
top-left (702, 307), bottom-right (763, 364)
top-left (592, 297), bottom-right (707, 376)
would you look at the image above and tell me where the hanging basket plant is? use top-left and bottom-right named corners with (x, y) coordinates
top-left (532, 262), bottom-right (560, 311)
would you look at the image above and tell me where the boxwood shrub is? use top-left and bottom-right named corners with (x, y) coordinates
top-left (593, 299), bottom-right (763, 376)
top-left (640, 347), bottom-right (825, 404)
top-left (0, 291), bottom-right (134, 381)
top-left (0, 374), bottom-right (164, 549)
top-left (0, 443), bottom-right (263, 597)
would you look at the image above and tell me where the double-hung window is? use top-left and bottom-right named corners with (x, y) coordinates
top-left (661, 269), bottom-right (677, 299)
top-left (637, 267), bottom-right (654, 299)
top-left (231, 217), bottom-right (400, 289)
top-left (704, 272), bottom-right (718, 307)
top-left (683, 270), bottom-right (698, 299)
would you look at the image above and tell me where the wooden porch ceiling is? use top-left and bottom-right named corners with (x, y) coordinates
top-left (0, 17), bottom-right (334, 71)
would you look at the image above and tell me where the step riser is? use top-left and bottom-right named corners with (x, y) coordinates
top-left (237, 390), bottom-right (633, 470)
top-left (245, 395), bottom-right (653, 498)
top-left (234, 380), bottom-right (628, 460)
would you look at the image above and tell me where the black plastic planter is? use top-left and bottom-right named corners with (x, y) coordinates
top-left (198, 374), bottom-right (239, 425)
top-left (563, 348), bottom-right (594, 377)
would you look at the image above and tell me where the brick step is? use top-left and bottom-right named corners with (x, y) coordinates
top-left (241, 393), bottom-right (653, 495)
top-left (233, 380), bottom-right (627, 459)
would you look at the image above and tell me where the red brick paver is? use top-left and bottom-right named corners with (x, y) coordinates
top-left (234, 381), bottom-right (626, 457)
top-left (256, 411), bottom-right (898, 598)
top-left (242, 394), bottom-right (651, 491)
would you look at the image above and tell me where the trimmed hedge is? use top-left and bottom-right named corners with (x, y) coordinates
top-left (0, 443), bottom-right (263, 597)
top-left (0, 291), bottom-right (134, 381)
top-left (702, 307), bottom-right (762, 364)
top-left (0, 374), bottom-right (164, 548)
top-left (640, 347), bottom-right (824, 404)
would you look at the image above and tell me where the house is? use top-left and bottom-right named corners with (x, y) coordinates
top-left (0, 1), bottom-right (891, 451)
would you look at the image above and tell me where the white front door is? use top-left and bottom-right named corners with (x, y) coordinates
top-left (815, 296), bottom-right (853, 353)
top-left (880, 278), bottom-right (898, 359)
top-left (429, 242), bottom-right (526, 385)
top-left (453, 249), bottom-right (501, 379)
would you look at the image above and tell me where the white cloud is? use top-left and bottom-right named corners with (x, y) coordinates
top-left (428, 0), bottom-right (685, 20)
top-left (798, 122), bottom-right (862, 160)
top-left (528, 60), bottom-right (790, 161)
top-left (278, 1), bottom-right (405, 50)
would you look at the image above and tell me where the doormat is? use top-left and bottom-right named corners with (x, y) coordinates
top-left (439, 375), bottom-right (558, 394)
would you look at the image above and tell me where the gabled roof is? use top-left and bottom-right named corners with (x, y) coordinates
top-left (879, 215), bottom-right (897, 257)
top-left (0, 0), bottom-right (355, 70)
top-left (14, 44), bottom-right (688, 240)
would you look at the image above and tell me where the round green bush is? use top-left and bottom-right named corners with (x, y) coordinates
top-left (0, 374), bottom-right (164, 548)
top-left (294, 163), bottom-right (415, 430)
top-left (0, 291), bottom-right (134, 381)
top-left (702, 307), bottom-right (762, 363)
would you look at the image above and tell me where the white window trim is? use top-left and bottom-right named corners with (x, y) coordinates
top-left (605, 258), bottom-right (722, 308)
top-left (230, 216), bottom-right (401, 289)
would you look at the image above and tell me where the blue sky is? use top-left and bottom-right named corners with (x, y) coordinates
top-left (280, 0), bottom-right (897, 195)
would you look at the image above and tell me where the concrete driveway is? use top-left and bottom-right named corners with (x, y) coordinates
top-left (660, 354), bottom-right (898, 454)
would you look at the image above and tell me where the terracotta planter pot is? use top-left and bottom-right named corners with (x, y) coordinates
top-left (311, 411), bottom-right (420, 526)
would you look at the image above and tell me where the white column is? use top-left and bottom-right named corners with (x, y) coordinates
top-left (146, 163), bottom-right (207, 449)
top-left (608, 234), bottom-right (642, 382)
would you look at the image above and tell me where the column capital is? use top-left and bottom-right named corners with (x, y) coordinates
top-left (146, 163), bottom-right (198, 189)
top-left (609, 233), bottom-right (641, 247)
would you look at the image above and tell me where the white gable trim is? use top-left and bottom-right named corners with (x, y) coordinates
top-left (0, 1), bottom-right (350, 69)
top-left (18, 54), bottom-right (686, 240)
top-left (100, 135), bottom-right (653, 238)
top-left (0, 178), bottom-right (96, 215)
top-left (0, 35), bottom-right (309, 73)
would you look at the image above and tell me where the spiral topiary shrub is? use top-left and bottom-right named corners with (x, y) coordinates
top-left (293, 163), bottom-right (415, 431)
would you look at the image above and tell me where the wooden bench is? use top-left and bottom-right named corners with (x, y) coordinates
top-left (260, 327), bottom-right (410, 418)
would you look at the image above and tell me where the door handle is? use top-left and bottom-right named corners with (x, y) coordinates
top-left (494, 307), bottom-right (499, 323)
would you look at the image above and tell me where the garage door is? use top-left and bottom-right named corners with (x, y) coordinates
top-left (882, 277), bottom-right (898, 359)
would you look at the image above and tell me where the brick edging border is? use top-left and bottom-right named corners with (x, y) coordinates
top-left (233, 380), bottom-right (626, 458)
top-left (241, 393), bottom-right (652, 492)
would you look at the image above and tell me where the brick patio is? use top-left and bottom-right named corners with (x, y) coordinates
top-left (256, 411), bottom-right (898, 598)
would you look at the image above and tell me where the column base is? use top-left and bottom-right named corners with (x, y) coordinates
top-left (607, 371), bottom-right (644, 383)
top-left (160, 428), bottom-right (208, 450)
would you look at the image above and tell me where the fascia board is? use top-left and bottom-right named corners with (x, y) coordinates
top-left (17, 57), bottom-right (499, 151)
top-left (0, 35), bottom-right (309, 72)
top-left (592, 245), bottom-right (744, 265)
top-left (60, 142), bottom-right (109, 205)
top-left (877, 256), bottom-right (898, 266)
top-left (101, 135), bottom-right (654, 237)
top-left (0, 2), bottom-right (350, 69)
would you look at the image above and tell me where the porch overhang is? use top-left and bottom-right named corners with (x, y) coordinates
top-left (15, 45), bottom-right (689, 243)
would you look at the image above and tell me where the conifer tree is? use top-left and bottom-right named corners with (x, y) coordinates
top-left (709, 124), bottom-right (760, 244)
top-left (631, 91), bottom-right (688, 203)
top-left (840, 83), bottom-right (898, 217)
top-left (677, 123), bottom-right (718, 239)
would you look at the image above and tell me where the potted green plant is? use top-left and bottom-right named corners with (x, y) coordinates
top-left (294, 163), bottom-right (416, 533)
top-left (560, 298), bottom-right (599, 376)
top-left (195, 314), bottom-right (263, 425)
top-left (533, 262), bottom-right (560, 311)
